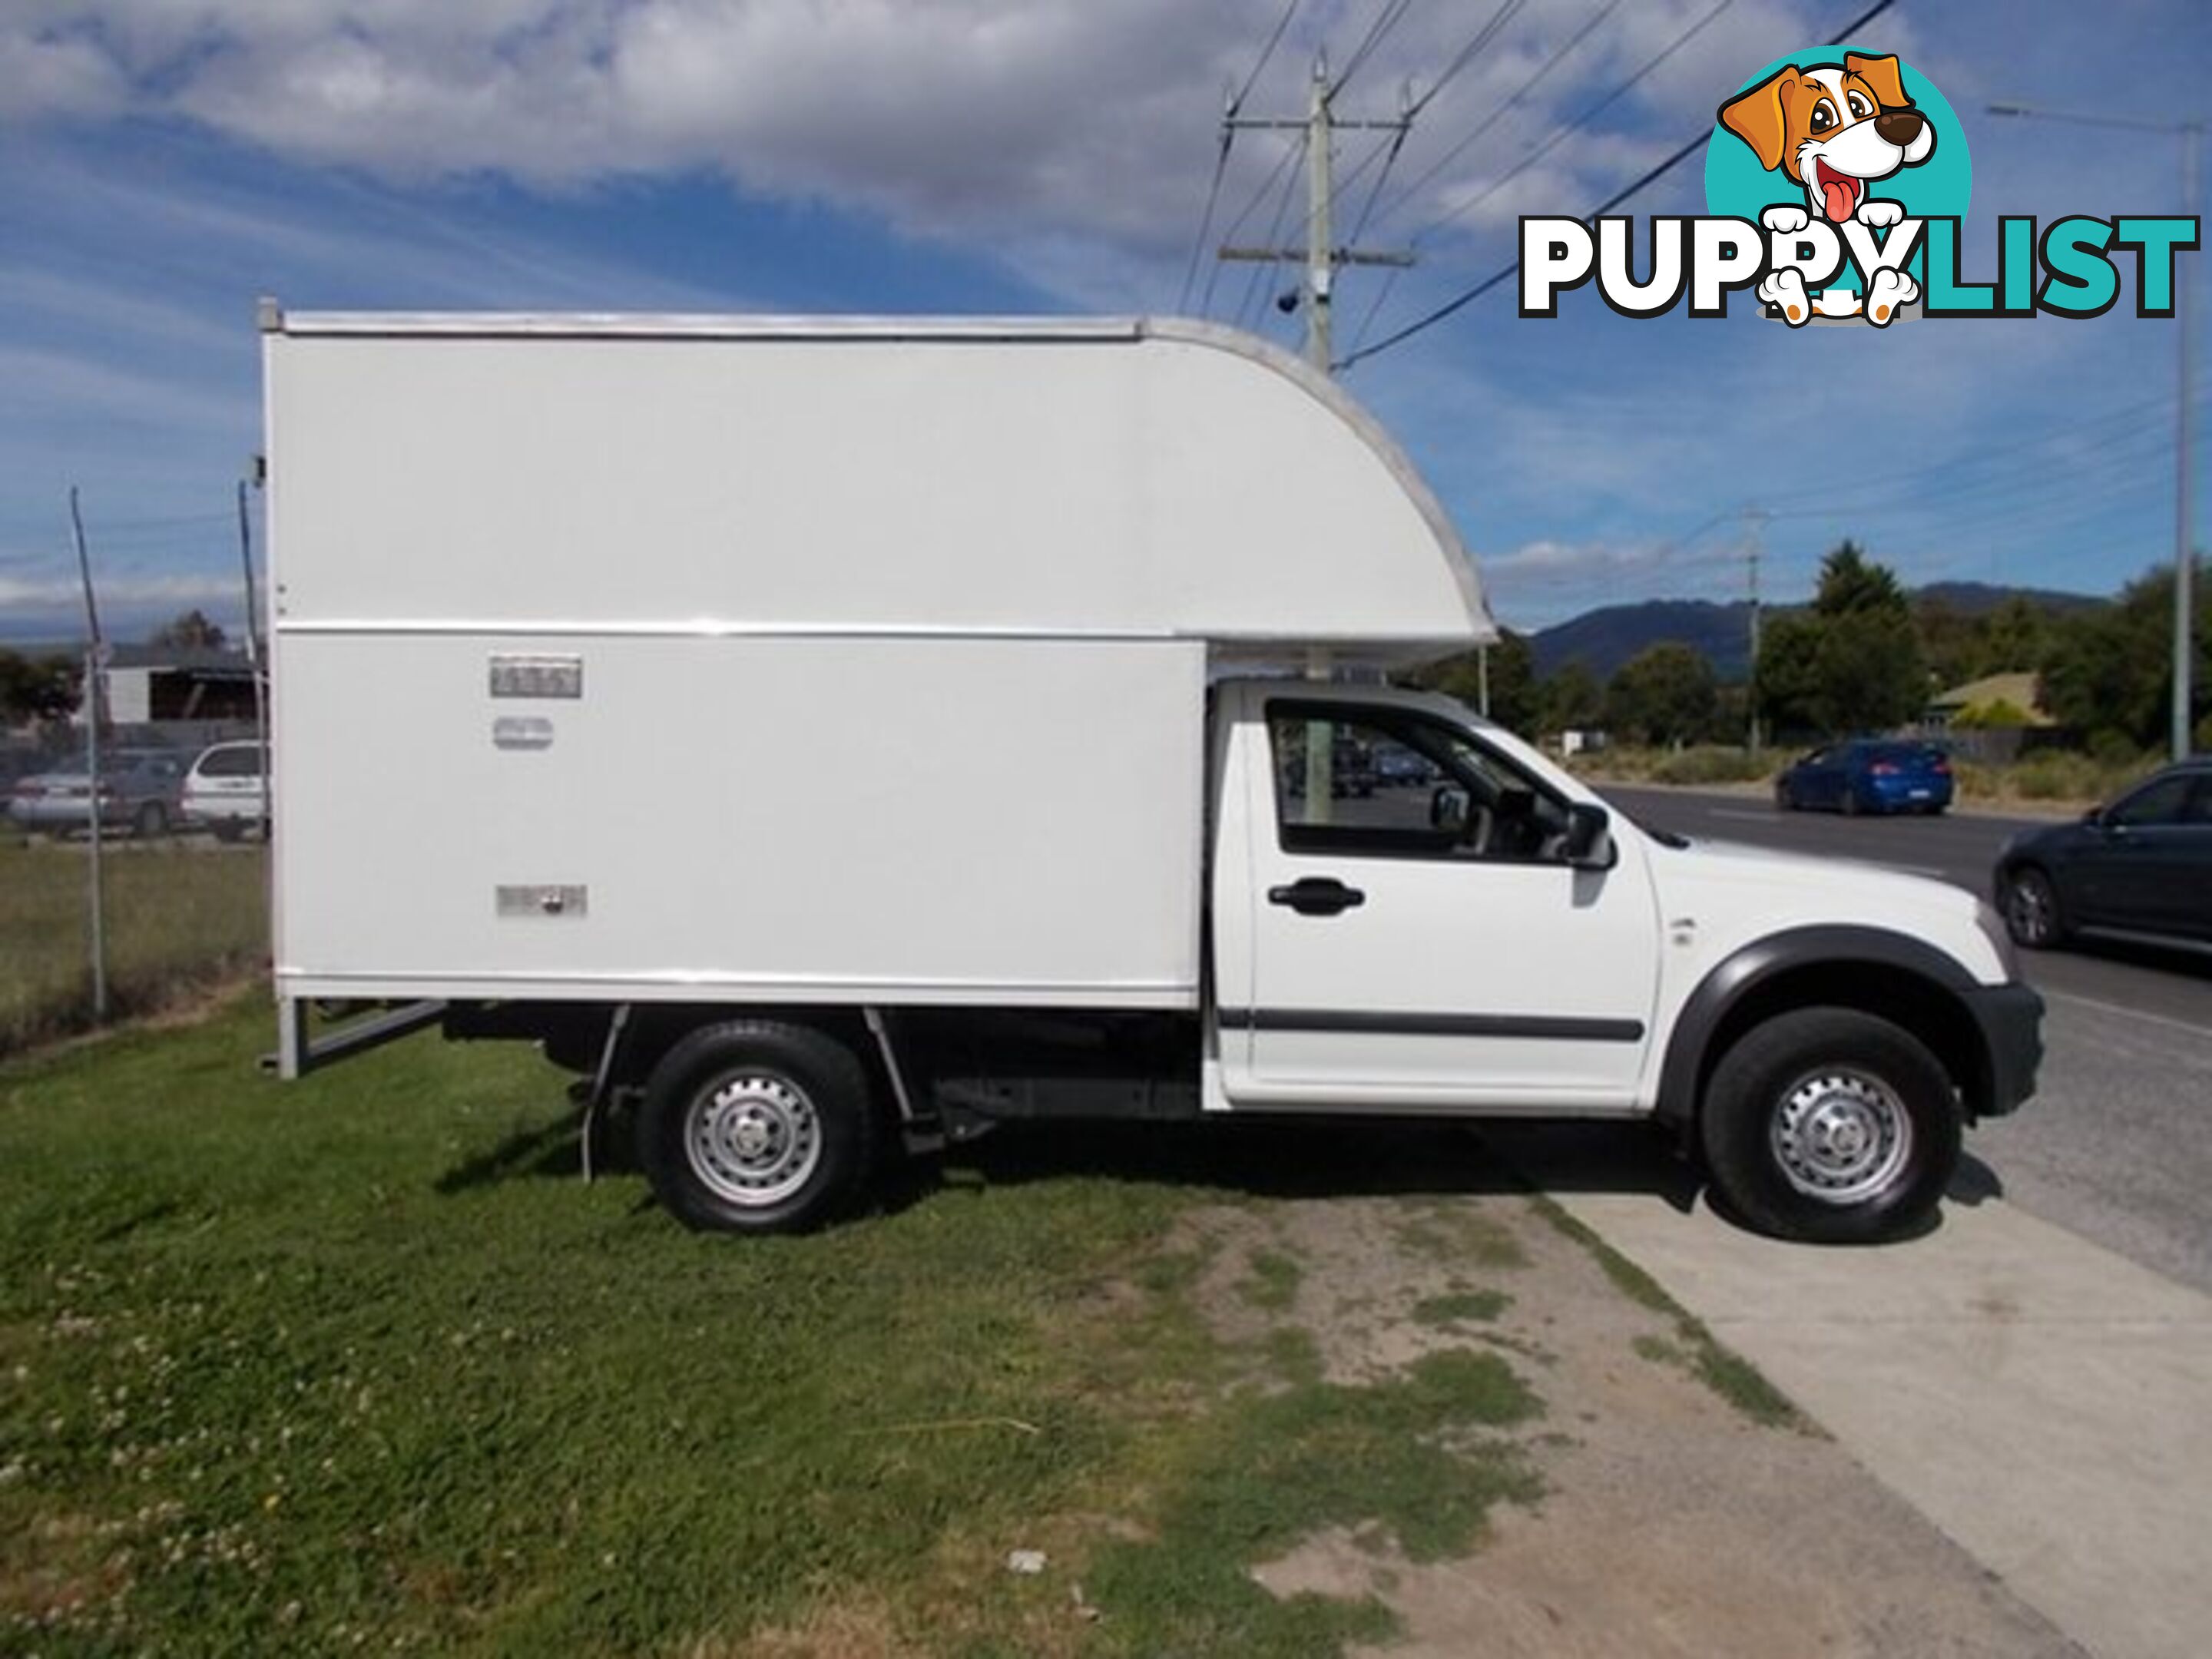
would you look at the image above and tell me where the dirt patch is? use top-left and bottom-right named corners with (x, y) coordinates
top-left (1189, 1194), bottom-right (2085, 1657)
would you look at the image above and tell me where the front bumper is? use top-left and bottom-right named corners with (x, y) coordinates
top-left (1963, 981), bottom-right (2044, 1118)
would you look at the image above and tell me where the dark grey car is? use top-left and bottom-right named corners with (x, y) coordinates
top-left (6, 749), bottom-right (187, 838)
top-left (1994, 761), bottom-right (2212, 950)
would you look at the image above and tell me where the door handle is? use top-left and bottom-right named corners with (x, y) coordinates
top-left (1267, 876), bottom-right (1366, 916)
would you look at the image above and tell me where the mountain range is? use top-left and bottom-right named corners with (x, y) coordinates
top-left (1526, 582), bottom-right (2104, 684)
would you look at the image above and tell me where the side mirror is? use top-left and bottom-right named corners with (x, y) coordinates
top-left (1565, 803), bottom-right (1614, 869)
top-left (1429, 784), bottom-right (1471, 836)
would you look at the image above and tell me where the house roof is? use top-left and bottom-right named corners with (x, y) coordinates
top-left (1927, 671), bottom-right (2054, 724)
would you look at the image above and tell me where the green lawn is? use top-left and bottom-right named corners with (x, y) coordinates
top-left (0, 997), bottom-right (1543, 1656)
top-left (0, 840), bottom-right (268, 1055)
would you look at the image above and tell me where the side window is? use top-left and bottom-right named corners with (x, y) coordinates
top-left (2108, 775), bottom-right (2192, 830)
top-left (1265, 703), bottom-right (1572, 862)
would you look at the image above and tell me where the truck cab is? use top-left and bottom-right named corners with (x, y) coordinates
top-left (1206, 678), bottom-right (2038, 1240)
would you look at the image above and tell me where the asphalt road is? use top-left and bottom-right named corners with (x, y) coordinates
top-left (1603, 784), bottom-right (2212, 1295)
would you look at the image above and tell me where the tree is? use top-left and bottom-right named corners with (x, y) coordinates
top-left (2038, 559), bottom-right (2210, 747)
top-left (1407, 631), bottom-right (1536, 733)
top-left (1753, 611), bottom-right (1824, 737)
top-left (1604, 642), bottom-right (1718, 747)
top-left (1813, 540), bottom-right (1906, 618)
top-left (149, 608), bottom-right (226, 651)
top-left (1758, 541), bottom-right (1926, 736)
top-left (0, 650), bottom-right (79, 727)
top-left (1537, 659), bottom-right (1604, 734)
top-left (1979, 594), bottom-right (2051, 675)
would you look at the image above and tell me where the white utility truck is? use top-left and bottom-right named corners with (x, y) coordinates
top-left (261, 307), bottom-right (2040, 1243)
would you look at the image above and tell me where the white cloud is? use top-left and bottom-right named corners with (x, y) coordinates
top-left (0, 0), bottom-right (1874, 266)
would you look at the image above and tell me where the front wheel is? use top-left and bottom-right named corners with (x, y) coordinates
top-left (1998, 866), bottom-right (2065, 949)
top-left (134, 801), bottom-right (168, 837)
top-left (636, 1020), bottom-right (877, 1233)
top-left (1700, 1008), bottom-right (1961, 1243)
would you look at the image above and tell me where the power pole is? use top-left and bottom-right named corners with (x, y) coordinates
top-left (68, 486), bottom-right (108, 1024)
top-left (1219, 56), bottom-right (1416, 373)
top-left (1743, 505), bottom-right (1769, 756)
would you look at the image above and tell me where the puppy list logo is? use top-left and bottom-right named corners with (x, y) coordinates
top-left (1710, 51), bottom-right (1961, 325)
top-left (1519, 45), bottom-right (2198, 327)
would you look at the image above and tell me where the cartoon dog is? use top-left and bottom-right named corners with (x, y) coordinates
top-left (1718, 53), bottom-right (1934, 326)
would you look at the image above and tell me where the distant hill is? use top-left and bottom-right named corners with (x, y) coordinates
top-left (1528, 582), bottom-right (2104, 684)
top-left (1532, 600), bottom-right (1754, 682)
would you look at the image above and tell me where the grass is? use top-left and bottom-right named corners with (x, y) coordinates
top-left (1529, 1197), bottom-right (1811, 1435)
top-left (1, 996), bottom-right (1552, 1656)
top-left (0, 840), bottom-right (267, 1057)
top-left (1236, 1248), bottom-right (1304, 1313)
top-left (1409, 1290), bottom-right (1511, 1328)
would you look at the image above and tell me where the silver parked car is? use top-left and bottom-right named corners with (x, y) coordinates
top-left (181, 740), bottom-right (269, 841)
top-left (7, 749), bottom-right (187, 837)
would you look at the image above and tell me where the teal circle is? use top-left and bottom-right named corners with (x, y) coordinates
top-left (1704, 48), bottom-right (1971, 291)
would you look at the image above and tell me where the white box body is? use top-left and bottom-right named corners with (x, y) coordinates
top-left (261, 313), bottom-right (1490, 1009)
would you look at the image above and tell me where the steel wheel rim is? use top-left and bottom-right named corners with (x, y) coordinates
top-left (685, 1073), bottom-right (822, 1207)
top-left (2005, 873), bottom-right (2053, 945)
top-left (1770, 1069), bottom-right (1912, 1205)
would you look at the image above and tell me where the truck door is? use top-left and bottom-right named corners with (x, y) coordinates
top-left (1214, 688), bottom-right (1662, 1112)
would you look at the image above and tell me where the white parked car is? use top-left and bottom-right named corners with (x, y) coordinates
top-left (181, 740), bottom-right (268, 840)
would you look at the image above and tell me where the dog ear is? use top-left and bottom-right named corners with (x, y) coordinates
top-left (1845, 52), bottom-right (1910, 109)
top-left (1718, 65), bottom-right (1798, 174)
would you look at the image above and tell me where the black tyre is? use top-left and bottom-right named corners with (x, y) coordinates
top-left (211, 820), bottom-right (245, 843)
top-left (636, 1020), bottom-right (877, 1233)
top-left (1998, 865), bottom-right (2066, 949)
top-left (1773, 780), bottom-right (1794, 811)
top-left (1839, 786), bottom-right (1861, 817)
top-left (134, 801), bottom-right (168, 837)
top-left (1700, 1008), bottom-right (1961, 1244)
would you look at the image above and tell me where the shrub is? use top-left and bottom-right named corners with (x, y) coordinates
top-left (1649, 746), bottom-right (1769, 786)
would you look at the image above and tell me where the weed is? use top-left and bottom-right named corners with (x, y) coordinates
top-left (1237, 1247), bottom-right (1303, 1313)
top-left (1534, 1197), bottom-right (1813, 1435)
top-left (1411, 1290), bottom-right (1510, 1328)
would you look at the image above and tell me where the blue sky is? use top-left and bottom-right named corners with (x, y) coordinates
top-left (1, 0), bottom-right (2204, 646)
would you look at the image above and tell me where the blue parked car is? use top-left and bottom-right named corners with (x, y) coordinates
top-left (1775, 740), bottom-right (1954, 816)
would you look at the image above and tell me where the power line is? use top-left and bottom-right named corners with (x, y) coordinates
top-left (1409, 0), bottom-right (1525, 118)
top-left (1364, 0), bottom-right (1624, 239)
top-left (1179, 0), bottom-right (1303, 314)
top-left (1235, 0), bottom-right (1303, 113)
top-left (1234, 134), bottom-right (1312, 330)
top-left (1177, 129), bottom-right (1237, 313)
top-left (1336, 0), bottom-right (1900, 370)
top-left (1416, 0), bottom-right (1736, 243)
top-left (1347, 0), bottom-right (1727, 355)
top-left (1334, 0), bottom-right (1418, 98)
top-left (1203, 133), bottom-right (1305, 316)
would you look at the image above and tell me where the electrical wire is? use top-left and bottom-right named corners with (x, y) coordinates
top-left (1336, 0), bottom-right (1900, 370)
top-left (1181, 0), bottom-right (1303, 316)
top-left (1177, 129), bottom-right (1237, 314)
top-left (1409, 0), bottom-right (1525, 118)
top-left (1346, 0), bottom-right (1727, 356)
top-left (1202, 133), bottom-right (1306, 316)
top-left (1236, 0), bottom-right (1304, 114)
top-left (1334, 0), bottom-right (1417, 99)
top-left (1363, 0), bottom-right (1624, 241)
top-left (1235, 134), bottom-right (1313, 330)
top-left (1422, 0), bottom-right (1735, 242)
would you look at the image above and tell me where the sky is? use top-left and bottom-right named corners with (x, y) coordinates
top-left (0, 0), bottom-right (2205, 647)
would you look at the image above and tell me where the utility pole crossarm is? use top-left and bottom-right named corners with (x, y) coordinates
top-left (1214, 54), bottom-right (1417, 375)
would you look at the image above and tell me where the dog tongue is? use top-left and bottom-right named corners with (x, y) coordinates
top-left (1820, 171), bottom-right (1856, 222)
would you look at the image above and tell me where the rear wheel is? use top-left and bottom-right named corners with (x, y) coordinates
top-left (1839, 786), bottom-right (1861, 816)
top-left (1773, 780), bottom-right (1794, 811)
top-left (211, 820), bottom-right (244, 843)
top-left (1700, 1008), bottom-right (1961, 1243)
top-left (1998, 865), bottom-right (2066, 949)
top-left (134, 801), bottom-right (168, 837)
top-left (636, 1020), bottom-right (878, 1233)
